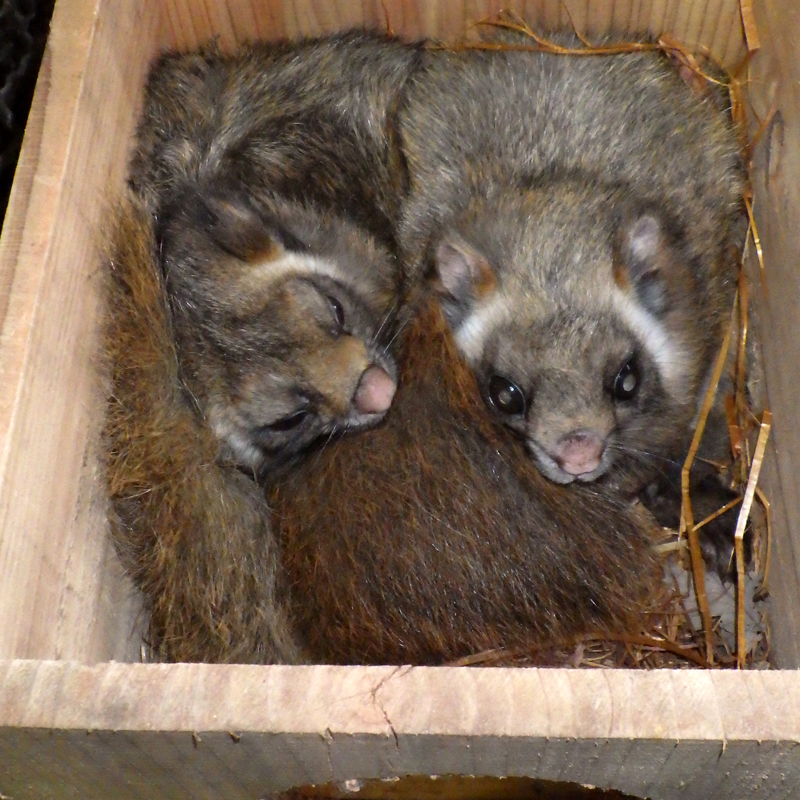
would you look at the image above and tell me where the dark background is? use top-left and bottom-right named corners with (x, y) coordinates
top-left (1, 0), bottom-right (56, 227)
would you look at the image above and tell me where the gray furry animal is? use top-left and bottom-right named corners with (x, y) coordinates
top-left (157, 183), bottom-right (400, 471)
top-left (131, 31), bottom-right (421, 250)
top-left (129, 32), bottom-right (422, 471)
top-left (398, 33), bottom-right (746, 494)
top-left (106, 194), bottom-right (660, 665)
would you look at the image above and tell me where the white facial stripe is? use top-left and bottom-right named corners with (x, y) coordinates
top-left (248, 251), bottom-right (344, 286)
top-left (454, 292), bottom-right (508, 364)
top-left (611, 287), bottom-right (689, 396)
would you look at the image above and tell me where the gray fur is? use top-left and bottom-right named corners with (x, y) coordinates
top-left (131, 31), bottom-right (422, 249)
top-left (398, 33), bottom-right (746, 492)
top-left (129, 32), bottom-right (422, 471)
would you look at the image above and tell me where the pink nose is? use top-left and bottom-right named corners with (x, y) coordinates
top-left (553, 432), bottom-right (605, 477)
top-left (353, 366), bottom-right (396, 415)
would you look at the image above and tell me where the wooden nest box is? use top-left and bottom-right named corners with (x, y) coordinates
top-left (1, 1), bottom-right (799, 797)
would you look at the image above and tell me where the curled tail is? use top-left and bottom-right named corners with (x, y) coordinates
top-left (104, 192), bottom-right (303, 664)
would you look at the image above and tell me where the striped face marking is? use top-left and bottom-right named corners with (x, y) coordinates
top-left (454, 292), bottom-right (509, 365)
top-left (610, 286), bottom-right (689, 400)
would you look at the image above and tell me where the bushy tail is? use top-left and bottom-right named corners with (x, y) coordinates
top-left (104, 191), bottom-right (303, 663)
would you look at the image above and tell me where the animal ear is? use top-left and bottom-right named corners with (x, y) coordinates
top-left (433, 235), bottom-right (497, 314)
top-left (202, 194), bottom-right (289, 264)
top-left (615, 212), bottom-right (671, 315)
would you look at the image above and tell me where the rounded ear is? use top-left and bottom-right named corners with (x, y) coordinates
top-left (202, 193), bottom-right (290, 263)
top-left (432, 234), bottom-right (497, 323)
top-left (162, 183), bottom-right (309, 265)
top-left (614, 211), bottom-right (672, 315)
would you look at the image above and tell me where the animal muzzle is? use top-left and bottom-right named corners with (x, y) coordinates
top-left (552, 431), bottom-right (606, 477)
top-left (353, 365), bottom-right (397, 416)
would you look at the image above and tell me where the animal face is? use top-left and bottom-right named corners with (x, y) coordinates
top-left (430, 182), bottom-right (704, 491)
top-left (205, 269), bottom-right (398, 471)
top-left (160, 185), bottom-right (400, 472)
top-left (473, 311), bottom-right (681, 486)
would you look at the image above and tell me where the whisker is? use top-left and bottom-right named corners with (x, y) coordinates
top-left (609, 440), bottom-right (682, 467)
top-left (382, 315), bottom-right (413, 351)
top-left (375, 297), bottom-right (401, 343)
top-left (310, 423), bottom-right (341, 469)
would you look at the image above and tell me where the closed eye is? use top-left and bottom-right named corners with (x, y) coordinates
top-left (327, 295), bottom-right (345, 332)
top-left (262, 409), bottom-right (310, 432)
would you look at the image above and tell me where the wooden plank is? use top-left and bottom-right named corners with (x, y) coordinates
top-left (521, 0), bottom-right (548, 32)
top-left (3, 662), bottom-right (800, 799)
top-left (708, 1), bottom-right (742, 67)
top-left (55, 400), bottom-right (146, 663)
top-left (745, 0), bottom-right (800, 669)
top-left (0, 0), bottom-right (161, 662)
top-left (162, 0), bottom-right (205, 48)
top-left (283, 0), bottom-right (368, 39)
top-left (647, 0), bottom-right (670, 34)
top-left (683, 0), bottom-right (713, 46)
top-left (662, 0), bottom-right (682, 35)
top-left (722, 2), bottom-right (747, 66)
top-left (698, 0), bottom-right (724, 53)
top-left (586, 0), bottom-right (615, 36)
top-left (379, 0), bottom-right (423, 38)
top-left (0, 2), bottom-right (794, 798)
top-left (611, 0), bottom-right (637, 35)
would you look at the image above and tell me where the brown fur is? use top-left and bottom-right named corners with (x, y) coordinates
top-left (104, 192), bottom-right (303, 664)
top-left (105, 192), bottom-right (659, 667)
top-left (158, 186), bottom-right (400, 473)
top-left (267, 300), bottom-right (661, 666)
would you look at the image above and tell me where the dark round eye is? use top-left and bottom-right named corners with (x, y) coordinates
top-left (613, 357), bottom-right (640, 401)
top-left (266, 409), bottom-right (310, 432)
top-left (488, 375), bottom-right (526, 416)
top-left (327, 295), bottom-right (345, 330)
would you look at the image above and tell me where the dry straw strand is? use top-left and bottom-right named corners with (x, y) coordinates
top-left (443, 10), bottom-right (732, 92)
top-left (739, 0), bottom-right (761, 52)
top-left (694, 496), bottom-right (744, 532)
top-left (743, 192), bottom-right (766, 297)
top-left (734, 410), bottom-right (771, 666)
top-left (379, 0), bottom-right (394, 37)
top-left (754, 485), bottom-right (772, 596)
top-left (682, 299), bottom-right (737, 665)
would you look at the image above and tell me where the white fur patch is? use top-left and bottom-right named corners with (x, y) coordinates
top-left (611, 288), bottom-right (689, 397)
top-left (454, 293), bottom-right (508, 363)
top-left (209, 406), bottom-right (263, 470)
top-left (628, 215), bottom-right (661, 262)
top-left (249, 251), bottom-right (344, 286)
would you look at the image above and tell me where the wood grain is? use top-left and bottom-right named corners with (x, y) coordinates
top-left (157, 0), bottom-right (747, 65)
top-left (0, 0), bottom-right (757, 663)
top-left (0, 0), bottom-right (160, 661)
top-left (745, 0), bottom-right (800, 668)
top-left (2, 662), bottom-right (800, 799)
